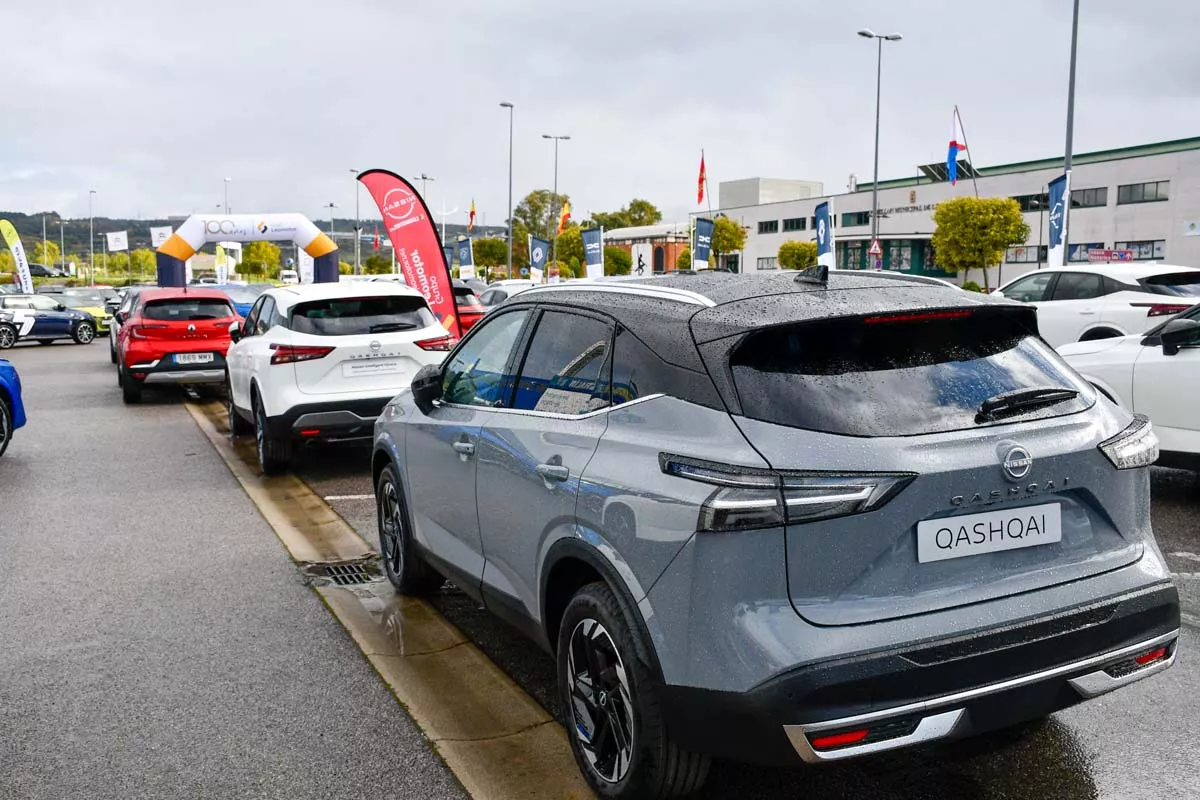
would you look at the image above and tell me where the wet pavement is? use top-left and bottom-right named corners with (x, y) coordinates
top-left (0, 342), bottom-right (465, 800)
top-left (291, 421), bottom-right (1200, 799)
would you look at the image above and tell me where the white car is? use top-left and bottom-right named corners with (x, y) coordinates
top-left (478, 279), bottom-right (540, 308)
top-left (279, 269), bottom-right (300, 285)
top-left (1059, 303), bottom-right (1200, 469)
top-left (994, 263), bottom-right (1200, 347)
top-left (225, 282), bottom-right (452, 473)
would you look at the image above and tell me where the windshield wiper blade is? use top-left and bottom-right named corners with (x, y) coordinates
top-left (976, 386), bottom-right (1079, 423)
top-left (369, 322), bottom-right (417, 333)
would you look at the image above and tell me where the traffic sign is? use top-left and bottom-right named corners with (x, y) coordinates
top-left (1087, 249), bottom-right (1134, 263)
top-left (868, 239), bottom-right (883, 257)
top-left (520, 267), bottom-right (529, 276)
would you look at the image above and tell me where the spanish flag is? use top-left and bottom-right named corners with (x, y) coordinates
top-left (557, 200), bottom-right (571, 234)
top-left (468, 199), bottom-right (476, 232)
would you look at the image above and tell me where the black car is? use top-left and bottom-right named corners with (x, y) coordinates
top-left (27, 263), bottom-right (65, 278)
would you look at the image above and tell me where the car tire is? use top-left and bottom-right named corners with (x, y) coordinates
top-left (0, 323), bottom-right (16, 350)
top-left (253, 393), bottom-right (290, 475)
top-left (72, 321), bottom-right (95, 345)
top-left (226, 376), bottom-right (251, 436)
top-left (375, 464), bottom-right (445, 594)
top-left (0, 393), bottom-right (11, 457)
top-left (557, 582), bottom-right (710, 799)
top-left (120, 363), bottom-right (142, 405)
top-left (109, 339), bottom-right (118, 364)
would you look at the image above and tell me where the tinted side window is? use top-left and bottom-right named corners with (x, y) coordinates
top-left (254, 297), bottom-right (276, 336)
top-left (1002, 273), bottom-right (1055, 302)
top-left (511, 311), bottom-right (612, 415)
top-left (611, 326), bottom-right (723, 408)
top-left (1051, 272), bottom-right (1103, 301)
top-left (243, 297), bottom-right (265, 336)
top-left (443, 309), bottom-right (530, 407)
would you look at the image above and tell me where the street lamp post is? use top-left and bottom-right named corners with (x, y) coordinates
top-left (1060, 0), bottom-right (1081, 261)
top-left (857, 28), bottom-right (902, 263)
top-left (416, 173), bottom-right (434, 200)
top-left (350, 168), bottom-right (361, 274)
top-left (223, 177), bottom-right (231, 215)
top-left (541, 134), bottom-right (570, 269)
top-left (500, 102), bottom-right (515, 277)
top-left (324, 203), bottom-right (338, 237)
top-left (56, 220), bottom-right (65, 276)
top-left (88, 189), bottom-right (96, 286)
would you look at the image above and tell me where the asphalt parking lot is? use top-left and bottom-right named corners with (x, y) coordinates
top-left (4, 339), bottom-right (1199, 799)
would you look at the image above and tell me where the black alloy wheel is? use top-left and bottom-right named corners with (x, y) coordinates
top-left (0, 323), bottom-right (16, 350)
top-left (375, 464), bottom-right (443, 594)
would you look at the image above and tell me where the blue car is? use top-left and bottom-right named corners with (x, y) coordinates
top-left (0, 293), bottom-right (98, 347)
top-left (212, 284), bottom-right (271, 318)
top-left (0, 358), bottom-right (25, 456)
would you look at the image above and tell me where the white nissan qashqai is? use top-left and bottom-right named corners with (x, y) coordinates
top-left (225, 282), bottom-right (452, 473)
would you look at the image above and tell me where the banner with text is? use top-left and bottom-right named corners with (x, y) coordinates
top-left (357, 170), bottom-right (460, 338)
top-left (582, 228), bottom-right (604, 279)
top-left (693, 217), bottom-right (714, 270)
top-left (150, 226), bottom-right (173, 248)
top-left (457, 238), bottom-right (475, 281)
top-left (0, 219), bottom-right (33, 293)
top-left (529, 235), bottom-right (550, 275)
top-left (1047, 173), bottom-right (1069, 268)
top-left (106, 231), bottom-right (129, 252)
top-left (215, 245), bottom-right (229, 284)
top-left (298, 250), bottom-right (315, 283)
top-left (814, 201), bottom-right (835, 268)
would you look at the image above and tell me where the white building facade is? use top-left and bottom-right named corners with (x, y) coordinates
top-left (699, 137), bottom-right (1200, 286)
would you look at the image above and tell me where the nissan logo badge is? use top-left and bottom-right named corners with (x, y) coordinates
top-left (1002, 446), bottom-right (1033, 481)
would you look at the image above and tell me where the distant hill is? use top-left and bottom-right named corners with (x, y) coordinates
top-left (0, 211), bottom-right (509, 261)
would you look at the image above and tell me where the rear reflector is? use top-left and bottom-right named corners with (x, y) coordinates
top-left (864, 309), bottom-right (974, 324)
top-left (1135, 646), bottom-right (1168, 665)
top-left (269, 343), bottom-right (334, 365)
top-left (298, 429), bottom-right (321, 437)
top-left (416, 335), bottom-right (454, 352)
top-left (1130, 302), bottom-right (1192, 317)
top-left (810, 729), bottom-right (870, 750)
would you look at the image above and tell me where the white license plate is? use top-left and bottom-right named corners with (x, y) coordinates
top-left (917, 502), bottom-right (1062, 563)
top-left (175, 352), bottom-right (214, 365)
top-left (342, 360), bottom-right (403, 378)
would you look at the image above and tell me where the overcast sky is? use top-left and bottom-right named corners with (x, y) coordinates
top-left (3, 0), bottom-right (1198, 228)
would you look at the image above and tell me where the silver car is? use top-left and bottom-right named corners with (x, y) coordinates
top-left (372, 269), bottom-right (1179, 798)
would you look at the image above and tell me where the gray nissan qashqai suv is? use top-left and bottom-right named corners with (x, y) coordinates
top-left (371, 269), bottom-right (1179, 799)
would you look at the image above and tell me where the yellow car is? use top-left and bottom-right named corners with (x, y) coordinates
top-left (57, 291), bottom-right (114, 333)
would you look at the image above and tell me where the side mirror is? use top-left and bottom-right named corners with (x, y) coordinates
top-left (228, 321), bottom-right (242, 343)
top-left (55, 304), bottom-right (67, 311)
top-left (115, 310), bottom-right (129, 325)
top-left (411, 363), bottom-right (443, 412)
top-left (1160, 317), bottom-right (1200, 356)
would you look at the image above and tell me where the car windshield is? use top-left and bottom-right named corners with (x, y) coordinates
top-left (289, 295), bottom-right (436, 336)
top-left (729, 309), bottom-right (1092, 437)
top-left (1138, 272), bottom-right (1200, 297)
top-left (142, 298), bottom-right (236, 321)
top-left (59, 293), bottom-right (106, 308)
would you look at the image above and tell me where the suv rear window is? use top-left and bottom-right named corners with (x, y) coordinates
top-left (289, 295), bottom-right (435, 336)
top-left (729, 310), bottom-right (1091, 437)
top-left (142, 298), bottom-right (235, 321)
top-left (1138, 272), bottom-right (1200, 297)
top-left (455, 287), bottom-right (484, 310)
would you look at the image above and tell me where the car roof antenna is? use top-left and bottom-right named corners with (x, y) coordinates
top-left (794, 264), bottom-right (829, 285)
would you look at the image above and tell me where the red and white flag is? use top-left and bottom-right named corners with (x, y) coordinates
top-left (697, 152), bottom-right (707, 205)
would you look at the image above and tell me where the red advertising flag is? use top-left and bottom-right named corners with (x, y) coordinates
top-left (697, 152), bottom-right (707, 205)
top-left (373, 225), bottom-right (380, 251)
top-left (357, 169), bottom-right (460, 338)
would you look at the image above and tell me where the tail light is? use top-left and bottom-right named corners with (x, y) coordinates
top-left (659, 455), bottom-right (914, 532)
top-left (1099, 413), bottom-right (1158, 469)
top-left (269, 343), bottom-right (334, 365)
top-left (415, 335), bottom-right (454, 352)
top-left (1130, 302), bottom-right (1192, 317)
top-left (864, 309), bottom-right (974, 324)
top-left (129, 324), bottom-right (166, 339)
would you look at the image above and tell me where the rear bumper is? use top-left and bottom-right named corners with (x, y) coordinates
top-left (143, 369), bottom-right (225, 385)
top-left (264, 396), bottom-right (393, 441)
top-left (125, 353), bottom-right (228, 385)
top-left (657, 583), bottom-right (1179, 766)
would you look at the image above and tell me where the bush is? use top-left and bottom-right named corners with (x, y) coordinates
top-left (604, 246), bottom-right (632, 276)
top-left (961, 280), bottom-right (983, 293)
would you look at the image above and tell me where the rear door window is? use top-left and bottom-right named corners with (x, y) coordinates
top-left (288, 295), bottom-right (436, 335)
top-left (510, 311), bottom-right (612, 415)
top-left (142, 298), bottom-right (235, 321)
top-left (442, 309), bottom-right (530, 406)
top-left (1001, 272), bottom-right (1055, 302)
top-left (1050, 272), bottom-right (1103, 300)
top-left (253, 297), bottom-right (276, 336)
top-left (729, 309), bottom-right (1091, 437)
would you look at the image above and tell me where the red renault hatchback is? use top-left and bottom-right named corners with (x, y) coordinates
top-left (115, 288), bottom-right (239, 404)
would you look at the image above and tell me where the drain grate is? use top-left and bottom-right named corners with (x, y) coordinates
top-left (307, 561), bottom-right (379, 586)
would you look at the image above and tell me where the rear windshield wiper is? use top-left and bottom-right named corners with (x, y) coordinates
top-left (976, 386), bottom-right (1079, 423)
top-left (368, 322), bottom-right (417, 333)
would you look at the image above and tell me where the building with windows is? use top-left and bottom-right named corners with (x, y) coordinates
top-left (698, 137), bottom-right (1200, 285)
top-left (603, 222), bottom-right (693, 274)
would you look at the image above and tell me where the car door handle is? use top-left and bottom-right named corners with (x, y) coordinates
top-left (535, 463), bottom-right (570, 483)
top-left (452, 440), bottom-right (475, 458)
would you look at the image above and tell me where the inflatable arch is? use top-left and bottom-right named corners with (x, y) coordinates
top-left (155, 213), bottom-right (339, 286)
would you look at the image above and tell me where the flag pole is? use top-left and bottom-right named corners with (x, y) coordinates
top-left (954, 106), bottom-right (980, 199)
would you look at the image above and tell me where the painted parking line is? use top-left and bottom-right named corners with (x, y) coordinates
top-left (185, 401), bottom-right (593, 800)
top-left (324, 494), bottom-right (374, 501)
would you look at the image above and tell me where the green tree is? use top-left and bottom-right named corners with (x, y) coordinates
top-left (241, 240), bottom-right (282, 277)
top-left (568, 256), bottom-right (583, 278)
top-left (590, 198), bottom-right (663, 230)
top-left (0, 251), bottom-right (14, 273)
top-left (363, 254), bottom-right (391, 274)
top-left (604, 246), bottom-right (632, 276)
top-left (676, 247), bottom-right (692, 271)
top-left (472, 237), bottom-right (507, 268)
top-left (339, 261), bottom-right (354, 275)
top-left (512, 189), bottom-right (569, 262)
top-left (105, 252), bottom-right (131, 275)
top-left (130, 248), bottom-right (156, 278)
top-left (711, 217), bottom-right (747, 263)
top-left (777, 240), bottom-right (818, 270)
top-left (931, 197), bottom-right (1029, 290)
top-left (33, 239), bottom-right (60, 268)
top-left (554, 225), bottom-right (584, 267)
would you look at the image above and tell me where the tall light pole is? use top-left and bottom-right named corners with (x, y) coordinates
top-left (857, 28), bottom-right (902, 264)
top-left (416, 173), bottom-right (434, 200)
top-left (349, 168), bottom-right (361, 274)
top-left (500, 102), bottom-right (515, 277)
top-left (324, 202), bottom-right (338, 237)
top-left (1061, 0), bottom-right (1081, 260)
top-left (542, 134), bottom-right (570, 269)
top-left (88, 189), bottom-right (96, 286)
top-left (56, 220), bottom-right (65, 275)
top-left (223, 177), bottom-right (231, 214)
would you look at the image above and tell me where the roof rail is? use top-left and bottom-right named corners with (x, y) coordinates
top-left (522, 282), bottom-right (715, 307)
